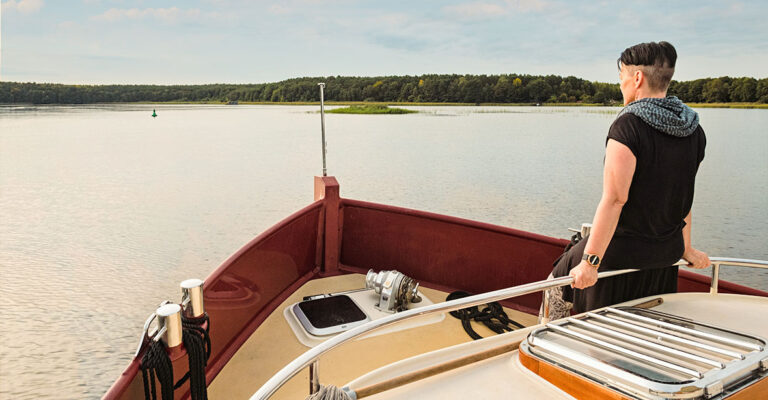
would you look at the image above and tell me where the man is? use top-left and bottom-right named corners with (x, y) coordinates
top-left (544, 41), bottom-right (710, 319)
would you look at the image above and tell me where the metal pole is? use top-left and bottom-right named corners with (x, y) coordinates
top-left (318, 83), bottom-right (327, 177)
top-left (710, 262), bottom-right (720, 294)
top-left (706, 257), bottom-right (768, 293)
top-left (309, 361), bottom-right (320, 394)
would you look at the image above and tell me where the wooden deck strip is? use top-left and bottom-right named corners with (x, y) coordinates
top-left (207, 274), bottom-right (538, 399)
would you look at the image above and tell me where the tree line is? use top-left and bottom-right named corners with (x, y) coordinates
top-left (1, 75), bottom-right (766, 105)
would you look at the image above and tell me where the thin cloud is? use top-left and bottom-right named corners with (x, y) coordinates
top-left (506, 0), bottom-right (549, 12)
top-left (443, 2), bottom-right (508, 19)
top-left (57, 21), bottom-right (78, 29)
top-left (91, 7), bottom-right (202, 23)
top-left (1, 0), bottom-right (44, 14)
top-left (266, 0), bottom-right (356, 15)
top-left (334, 12), bottom-right (468, 54)
top-left (443, 0), bottom-right (549, 20)
top-left (268, 4), bottom-right (293, 15)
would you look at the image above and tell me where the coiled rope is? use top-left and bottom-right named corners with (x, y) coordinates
top-left (305, 385), bottom-right (353, 400)
top-left (446, 291), bottom-right (524, 340)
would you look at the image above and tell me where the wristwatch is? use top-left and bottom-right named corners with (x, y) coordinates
top-left (582, 253), bottom-right (601, 269)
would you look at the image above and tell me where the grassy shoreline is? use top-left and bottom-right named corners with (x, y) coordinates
top-left (325, 105), bottom-right (417, 114)
top-left (6, 101), bottom-right (767, 109)
top-left (148, 101), bottom-right (768, 109)
top-left (686, 102), bottom-right (768, 109)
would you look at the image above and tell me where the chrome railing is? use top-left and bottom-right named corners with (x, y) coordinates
top-left (252, 257), bottom-right (768, 399)
top-left (539, 258), bottom-right (688, 324)
top-left (251, 269), bottom-right (637, 399)
top-left (709, 257), bottom-right (768, 293)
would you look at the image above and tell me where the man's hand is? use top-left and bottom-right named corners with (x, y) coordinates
top-left (683, 247), bottom-right (710, 269)
top-left (570, 260), bottom-right (599, 289)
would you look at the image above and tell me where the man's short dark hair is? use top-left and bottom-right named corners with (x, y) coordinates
top-left (617, 41), bottom-right (677, 92)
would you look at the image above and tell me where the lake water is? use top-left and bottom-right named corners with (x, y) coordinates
top-left (1, 104), bottom-right (766, 399)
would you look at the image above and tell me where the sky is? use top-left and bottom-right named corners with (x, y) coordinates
top-left (1, 0), bottom-right (766, 85)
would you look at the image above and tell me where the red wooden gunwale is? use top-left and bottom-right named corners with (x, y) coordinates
top-left (339, 198), bottom-right (567, 247)
top-left (105, 201), bottom-right (325, 400)
top-left (337, 198), bottom-right (568, 314)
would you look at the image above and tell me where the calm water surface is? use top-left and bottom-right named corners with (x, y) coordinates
top-left (1, 104), bottom-right (766, 398)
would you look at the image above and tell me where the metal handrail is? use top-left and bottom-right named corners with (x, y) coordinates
top-left (252, 256), bottom-right (768, 399)
top-left (251, 268), bottom-right (637, 399)
top-left (709, 257), bottom-right (768, 294)
top-left (539, 258), bottom-right (688, 323)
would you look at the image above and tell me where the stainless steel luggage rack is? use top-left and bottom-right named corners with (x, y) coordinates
top-left (522, 307), bottom-right (768, 399)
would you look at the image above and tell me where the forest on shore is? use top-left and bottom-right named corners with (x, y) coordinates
top-left (1, 74), bottom-right (766, 105)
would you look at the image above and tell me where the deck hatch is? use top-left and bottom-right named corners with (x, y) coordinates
top-left (522, 307), bottom-right (768, 399)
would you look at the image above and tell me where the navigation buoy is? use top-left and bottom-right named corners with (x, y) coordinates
top-left (152, 109), bottom-right (157, 118)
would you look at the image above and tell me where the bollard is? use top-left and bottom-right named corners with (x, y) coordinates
top-left (181, 278), bottom-right (205, 318)
top-left (156, 303), bottom-right (183, 348)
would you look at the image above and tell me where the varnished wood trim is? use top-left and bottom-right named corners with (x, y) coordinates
top-left (633, 297), bottom-right (664, 309)
top-left (519, 345), bottom-right (631, 400)
top-left (728, 376), bottom-right (768, 399)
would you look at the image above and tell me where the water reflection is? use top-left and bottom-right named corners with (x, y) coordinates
top-left (1, 104), bottom-right (766, 398)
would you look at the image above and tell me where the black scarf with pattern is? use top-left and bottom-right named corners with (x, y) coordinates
top-left (617, 96), bottom-right (699, 137)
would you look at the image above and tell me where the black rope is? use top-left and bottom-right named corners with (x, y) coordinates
top-left (140, 313), bottom-right (211, 400)
top-left (395, 276), bottom-right (416, 312)
top-left (183, 313), bottom-right (211, 359)
top-left (140, 340), bottom-right (174, 400)
top-left (181, 328), bottom-right (208, 400)
top-left (172, 313), bottom-right (211, 400)
top-left (446, 291), bottom-right (525, 340)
